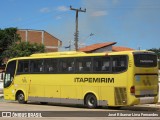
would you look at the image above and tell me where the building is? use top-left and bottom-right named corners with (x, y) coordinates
top-left (112, 46), bottom-right (134, 52)
top-left (17, 29), bottom-right (62, 52)
top-left (78, 42), bottom-right (134, 53)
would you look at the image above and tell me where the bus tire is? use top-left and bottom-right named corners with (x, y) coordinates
top-left (40, 102), bottom-right (48, 105)
top-left (17, 92), bottom-right (27, 104)
top-left (108, 106), bottom-right (121, 109)
top-left (85, 94), bottom-right (97, 108)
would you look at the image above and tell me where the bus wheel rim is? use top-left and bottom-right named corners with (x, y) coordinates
top-left (19, 94), bottom-right (24, 101)
top-left (88, 97), bottom-right (95, 106)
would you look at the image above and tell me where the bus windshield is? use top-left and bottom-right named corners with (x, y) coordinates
top-left (134, 53), bottom-right (157, 67)
top-left (4, 60), bottom-right (16, 88)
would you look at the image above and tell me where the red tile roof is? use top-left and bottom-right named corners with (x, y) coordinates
top-left (78, 42), bottom-right (117, 52)
top-left (112, 46), bottom-right (134, 51)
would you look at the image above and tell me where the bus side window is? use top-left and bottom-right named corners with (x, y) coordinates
top-left (112, 56), bottom-right (127, 73)
top-left (44, 59), bottom-right (58, 73)
top-left (17, 61), bottom-right (29, 74)
top-left (17, 61), bottom-right (23, 73)
top-left (23, 62), bottom-right (29, 72)
top-left (93, 57), bottom-right (110, 72)
top-left (60, 58), bottom-right (74, 73)
top-left (76, 57), bottom-right (92, 72)
top-left (30, 60), bottom-right (44, 73)
top-left (102, 61), bottom-right (110, 71)
top-left (38, 60), bottom-right (44, 72)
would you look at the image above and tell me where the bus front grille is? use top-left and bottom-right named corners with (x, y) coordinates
top-left (114, 87), bottom-right (127, 105)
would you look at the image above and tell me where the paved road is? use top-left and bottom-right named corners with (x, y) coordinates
top-left (0, 100), bottom-right (160, 120)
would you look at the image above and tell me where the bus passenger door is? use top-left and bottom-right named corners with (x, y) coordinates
top-left (3, 60), bottom-right (16, 100)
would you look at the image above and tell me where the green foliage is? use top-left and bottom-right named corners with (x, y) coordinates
top-left (148, 48), bottom-right (160, 69)
top-left (1, 42), bottom-right (45, 59)
top-left (148, 48), bottom-right (160, 58)
top-left (0, 27), bottom-right (45, 60)
top-left (0, 28), bottom-right (20, 50)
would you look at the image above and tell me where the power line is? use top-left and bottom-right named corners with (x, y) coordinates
top-left (70, 6), bottom-right (86, 51)
top-left (79, 33), bottom-right (94, 47)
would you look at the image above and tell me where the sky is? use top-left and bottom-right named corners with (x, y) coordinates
top-left (0, 0), bottom-right (160, 51)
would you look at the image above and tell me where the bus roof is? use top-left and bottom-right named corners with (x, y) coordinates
top-left (7, 50), bottom-right (155, 61)
top-left (30, 51), bottom-right (87, 57)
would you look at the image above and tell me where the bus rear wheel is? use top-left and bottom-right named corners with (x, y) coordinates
top-left (17, 92), bottom-right (27, 104)
top-left (40, 102), bottom-right (48, 105)
top-left (85, 94), bottom-right (97, 108)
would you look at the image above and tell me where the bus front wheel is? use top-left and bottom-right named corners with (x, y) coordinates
top-left (85, 94), bottom-right (97, 108)
top-left (17, 92), bottom-right (27, 104)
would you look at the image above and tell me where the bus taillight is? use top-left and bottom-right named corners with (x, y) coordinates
top-left (130, 86), bottom-right (135, 94)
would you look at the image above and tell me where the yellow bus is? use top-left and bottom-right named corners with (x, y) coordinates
top-left (3, 50), bottom-right (159, 108)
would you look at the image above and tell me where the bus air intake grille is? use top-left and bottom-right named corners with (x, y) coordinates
top-left (114, 87), bottom-right (127, 105)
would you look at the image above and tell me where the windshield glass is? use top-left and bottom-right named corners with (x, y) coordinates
top-left (134, 53), bottom-right (157, 67)
top-left (4, 60), bottom-right (16, 88)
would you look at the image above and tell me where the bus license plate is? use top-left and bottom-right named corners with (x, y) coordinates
top-left (139, 97), bottom-right (154, 104)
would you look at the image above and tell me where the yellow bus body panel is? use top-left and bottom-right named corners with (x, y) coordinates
top-left (3, 51), bottom-right (159, 107)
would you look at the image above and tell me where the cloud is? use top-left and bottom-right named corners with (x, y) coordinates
top-left (40, 7), bottom-right (51, 13)
top-left (91, 11), bottom-right (108, 17)
top-left (57, 6), bottom-right (69, 12)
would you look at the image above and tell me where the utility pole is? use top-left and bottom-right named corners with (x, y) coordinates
top-left (70, 6), bottom-right (86, 51)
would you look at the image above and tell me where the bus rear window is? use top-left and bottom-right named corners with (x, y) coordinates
top-left (134, 53), bottom-right (157, 67)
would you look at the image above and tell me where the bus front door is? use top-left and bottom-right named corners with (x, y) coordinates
top-left (3, 60), bottom-right (16, 100)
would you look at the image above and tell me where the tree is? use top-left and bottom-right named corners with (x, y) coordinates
top-left (1, 42), bottom-right (45, 59)
top-left (0, 27), bottom-right (20, 51)
top-left (148, 48), bottom-right (160, 69)
top-left (148, 48), bottom-right (160, 59)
